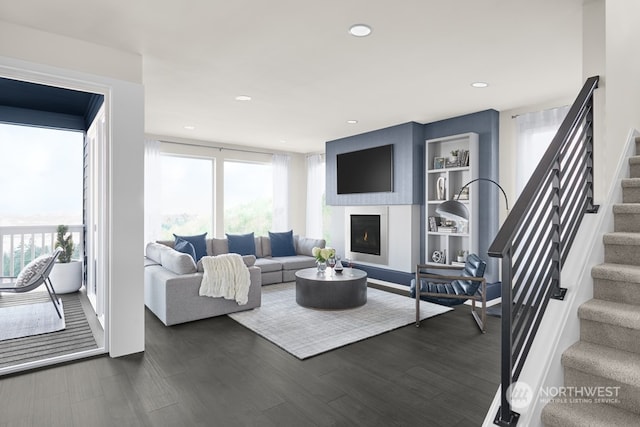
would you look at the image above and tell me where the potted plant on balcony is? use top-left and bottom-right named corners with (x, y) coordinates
top-left (49, 225), bottom-right (83, 293)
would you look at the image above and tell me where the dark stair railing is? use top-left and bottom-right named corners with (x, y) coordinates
top-left (490, 76), bottom-right (600, 426)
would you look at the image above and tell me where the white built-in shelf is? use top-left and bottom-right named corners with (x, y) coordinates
top-left (425, 132), bottom-right (479, 266)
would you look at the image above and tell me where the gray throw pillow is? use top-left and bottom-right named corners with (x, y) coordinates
top-left (15, 254), bottom-right (52, 287)
top-left (296, 237), bottom-right (326, 256)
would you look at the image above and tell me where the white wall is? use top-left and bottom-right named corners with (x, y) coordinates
top-left (0, 20), bottom-right (141, 84)
top-left (0, 23), bottom-right (145, 358)
top-left (603, 0), bottom-right (640, 187)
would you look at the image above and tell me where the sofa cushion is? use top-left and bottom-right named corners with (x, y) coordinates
top-left (173, 233), bottom-right (207, 261)
top-left (197, 254), bottom-right (256, 272)
top-left (296, 237), bottom-right (326, 256)
top-left (254, 257), bottom-right (283, 273)
top-left (276, 255), bottom-right (317, 271)
top-left (258, 236), bottom-right (270, 258)
top-left (210, 238), bottom-right (229, 256)
top-left (160, 248), bottom-right (197, 275)
top-left (146, 242), bottom-right (170, 264)
top-left (174, 238), bottom-right (197, 261)
top-left (269, 230), bottom-right (296, 257)
top-left (226, 232), bottom-right (256, 256)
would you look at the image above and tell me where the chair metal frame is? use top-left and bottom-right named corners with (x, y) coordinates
top-left (414, 263), bottom-right (487, 333)
top-left (0, 248), bottom-right (63, 319)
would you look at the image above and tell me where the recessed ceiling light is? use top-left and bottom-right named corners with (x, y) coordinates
top-left (349, 24), bottom-right (372, 37)
top-left (235, 95), bottom-right (252, 101)
top-left (183, 125), bottom-right (195, 130)
top-left (346, 120), bottom-right (358, 124)
top-left (471, 82), bottom-right (489, 88)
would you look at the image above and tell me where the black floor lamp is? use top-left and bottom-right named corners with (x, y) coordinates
top-left (436, 178), bottom-right (509, 221)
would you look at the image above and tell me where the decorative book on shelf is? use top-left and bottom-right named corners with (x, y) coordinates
top-left (437, 226), bottom-right (456, 233)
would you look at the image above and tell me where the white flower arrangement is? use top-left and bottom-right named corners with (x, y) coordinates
top-left (312, 246), bottom-right (335, 263)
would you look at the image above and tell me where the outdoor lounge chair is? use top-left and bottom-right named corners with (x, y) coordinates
top-left (0, 248), bottom-right (63, 318)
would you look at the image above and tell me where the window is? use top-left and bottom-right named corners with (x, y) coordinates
top-left (0, 123), bottom-right (83, 226)
top-left (515, 106), bottom-right (569, 197)
top-left (159, 155), bottom-right (213, 239)
top-left (224, 161), bottom-right (272, 235)
top-left (0, 124), bottom-right (84, 275)
top-left (306, 154), bottom-right (328, 241)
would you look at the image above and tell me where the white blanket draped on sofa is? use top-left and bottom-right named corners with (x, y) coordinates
top-left (199, 254), bottom-right (251, 305)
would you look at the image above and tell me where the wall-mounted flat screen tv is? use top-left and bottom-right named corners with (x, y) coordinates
top-left (337, 144), bottom-right (394, 194)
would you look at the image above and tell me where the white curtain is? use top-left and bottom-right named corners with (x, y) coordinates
top-left (144, 139), bottom-right (162, 246)
top-left (306, 154), bottom-right (325, 239)
top-left (272, 153), bottom-right (290, 231)
top-left (515, 105), bottom-right (569, 197)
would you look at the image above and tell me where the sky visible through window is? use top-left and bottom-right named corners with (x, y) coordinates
top-left (0, 123), bottom-right (83, 226)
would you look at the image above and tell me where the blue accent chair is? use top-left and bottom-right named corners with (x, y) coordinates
top-left (410, 253), bottom-right (487, 332)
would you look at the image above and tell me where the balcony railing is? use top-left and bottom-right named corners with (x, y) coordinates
top-left (0, 225), bottom-right (84, 277)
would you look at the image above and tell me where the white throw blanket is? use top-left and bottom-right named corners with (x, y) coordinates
top-left (199, 254), bottom-right (251, 305)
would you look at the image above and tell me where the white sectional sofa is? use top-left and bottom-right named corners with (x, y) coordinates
top-left (144, 233), bottom-right (325, 325)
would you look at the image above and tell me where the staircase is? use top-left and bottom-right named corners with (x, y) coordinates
top-left (542, 138), bottom-right (640, 426)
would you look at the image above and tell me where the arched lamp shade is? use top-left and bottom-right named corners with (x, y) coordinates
top-left (436, 200), bottom-right (469, 221)
top-left (435, 178), bottom-right (509, 223)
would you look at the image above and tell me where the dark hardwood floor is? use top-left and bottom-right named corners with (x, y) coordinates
top-left (0, 301), bottom-right (500, 427)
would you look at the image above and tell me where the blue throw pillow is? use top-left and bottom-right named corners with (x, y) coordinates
top-left (269, 230), bottom-right (296, 257)
top-left (226, 232), bottom-right (256, 256)
top-left (173, 233), bottom-right (207, 261)
top-left (174, 238), bottom-right (197, 262)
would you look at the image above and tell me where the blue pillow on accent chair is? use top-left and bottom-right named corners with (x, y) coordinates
top-left (269, 230), bottom-right (297, 257)
top-left (226, 232), bottom-right (256, 256)
top-left (174, 238), bottom-right (197, 262)
top-left (173, 232), bottom-right (207, 261)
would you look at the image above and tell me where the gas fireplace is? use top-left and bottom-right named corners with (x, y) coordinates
top-left (350, 215), bottom-right (381, 255)
top-left (345, 207), bottom-right (389, 266)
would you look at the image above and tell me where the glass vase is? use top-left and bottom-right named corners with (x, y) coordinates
top-left (317, 260), bottom-right (327, 274)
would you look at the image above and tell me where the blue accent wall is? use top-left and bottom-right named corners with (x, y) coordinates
top-left (326, 122), bottom-right (424, 205)
top-left (324, 110), bottom-right (500, 285)
top-left (423, 109), bottom-right (500, 282)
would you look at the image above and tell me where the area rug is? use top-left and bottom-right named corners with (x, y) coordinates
top-left (228, 282), bottom-right (452, 359)
top-left (0, 300), bottom-right (65, 341)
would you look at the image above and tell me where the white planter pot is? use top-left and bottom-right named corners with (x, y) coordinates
top-left (50, 260), bottom-right (83, 294)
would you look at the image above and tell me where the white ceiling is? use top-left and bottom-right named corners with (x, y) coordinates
top-left (0, 0), bottom-right (584, 153)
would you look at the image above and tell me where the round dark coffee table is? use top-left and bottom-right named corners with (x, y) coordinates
top-left (295, 267), bottom-right (368, 309)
